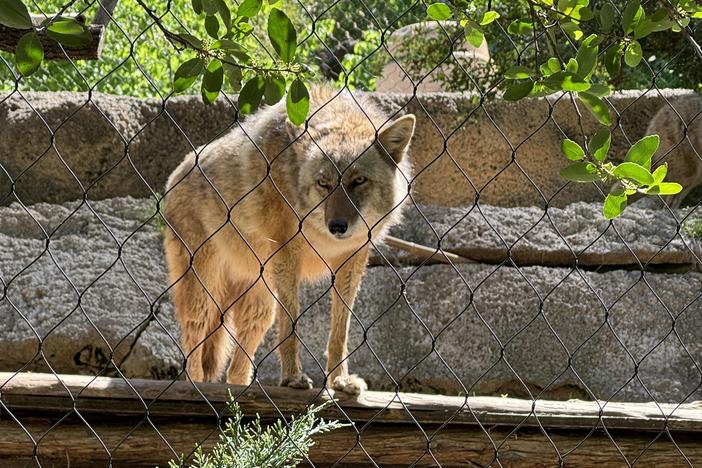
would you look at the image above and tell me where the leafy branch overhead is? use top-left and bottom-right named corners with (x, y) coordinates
top-left (426, 0), bottom-right (699, 218)
top-left (0, 0), bottom-right (311, 125)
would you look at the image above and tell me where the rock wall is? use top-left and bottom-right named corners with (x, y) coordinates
top-left (1, 89), bottom-right (690, 207)
top-left (2, 197), bottom-right (701, 402)
top-left (2, 90), bottom-right (701, 403)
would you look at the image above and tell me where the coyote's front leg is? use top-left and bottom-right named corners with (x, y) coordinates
top-left (326, 246), bottom-right (369, 395)
top-left (268, 241), bottom-right (313, 389)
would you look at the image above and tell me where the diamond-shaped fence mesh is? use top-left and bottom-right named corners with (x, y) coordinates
top-left (2, 0), bottom-right (702, 466)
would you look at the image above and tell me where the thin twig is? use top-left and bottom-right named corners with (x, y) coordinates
top-left (383, 235), bottom-right (476, 264)
top-left (662, 0), bottom-right (702, 62)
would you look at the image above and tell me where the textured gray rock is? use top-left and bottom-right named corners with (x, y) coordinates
top-left (292, 262), bottom-right (702, 403)
top-left (1, 89), bottom-right (692, 208)
top-left (391, 202), bottom-right (702, 266)
top-left (0, 197), bottom-right (181, 379)
top-left (1, 197), bottom-right (701, 403)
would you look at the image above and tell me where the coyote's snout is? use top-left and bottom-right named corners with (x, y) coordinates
top-left (163, 84), bottom-right (415, 394)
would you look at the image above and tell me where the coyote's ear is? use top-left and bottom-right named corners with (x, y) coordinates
top-left (377, 114), bottom-right (416, 163)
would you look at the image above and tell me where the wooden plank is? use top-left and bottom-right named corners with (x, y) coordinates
top-left (0, 415), bottom-right (700, 467)
top-left (2, 372), bottom-right (702, 432)
top-left (0, 16), bottom-right (105, 60)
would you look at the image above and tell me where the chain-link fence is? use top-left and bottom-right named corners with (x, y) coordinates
top-left (2, 0), bottom-right (702, 466)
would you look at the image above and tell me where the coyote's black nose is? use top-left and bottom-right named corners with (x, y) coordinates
top-left (328, 219), bottom-right (348, 235)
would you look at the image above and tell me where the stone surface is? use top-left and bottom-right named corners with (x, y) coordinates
top-left (390, 202), bottom-right (702, 267)
top-left (0, 197), bottom-right (181, 379)
top-left (1, 197), bottom-right (701, 403)
top-left (292, 261), bottom-right (702, 403)
top-left (376, 21), bottom-right (490, 93)
top-left (1, 89), bottom-right (695, 208)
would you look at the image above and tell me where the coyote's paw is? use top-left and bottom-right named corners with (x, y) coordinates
top-left (332, 374), bottom-right (367, 395)
top-left (281, 373), bottom-right (313, 389)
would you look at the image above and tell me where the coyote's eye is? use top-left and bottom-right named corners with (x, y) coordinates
top-left (352, 176), bottom-right (367, 187)
top-left (317, 179), bottom-right (331, 190)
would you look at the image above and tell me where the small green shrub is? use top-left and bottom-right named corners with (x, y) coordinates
top-left (167, 397), bottom-right (347, 468)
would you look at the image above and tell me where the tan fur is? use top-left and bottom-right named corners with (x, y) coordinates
top-left (162, 84), bottom-right (415, 394)
top-left (640, 95), bottom-right (702, 208)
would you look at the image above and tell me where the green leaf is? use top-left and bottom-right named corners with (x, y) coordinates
top-left (205, 15), bottom-right (220, 39)
top-left (215, 0), bottom-right (231, 31)
top-left (173, 57), bottom-right (204, 93)
top-left (217, 41), bottom-right (251, 64)
top-left (426, 3), bottom-right (452, 20)
top-left (604, 43), bottom-right (623, 76)
top-left (544, 72), bottom-right (590, 92)
top-left (238, 76), bottom-right (265, 114)
top-left (504, 66), bottom-right (533, 79)
top-left (264, 74), bottom-right (286, 105)
top-left (286, 78), bottom-right (309, 126)
top-left (651, 163), bottom-right (667, 184)
top-left (613, 162), bottom-right (654, 185)
top-left (599, 3), bottom-right (615, 31)
top-left (46, 18), bottom-right (92, 47)
top-left (503, 80), bottom-right (534, 101)
top-left (603, 190), bottom-right (627, 219)
top-left (201, 59), bottom-right (223, 104)
top-left (507, 20), bottom-right (534, 35)
top-left (645, 182), bottom-right (682, 195)
top-left (237, 0), bottom-right (262, 17)
top-left (560, 162), bottom-right (603, 182)
top-left (561, 21), bottom-right (583, 40)
top-left (648, 9), bottom-right (675, 34)
top-left (579, 6), bottom-right (594, 21)
top-left (177, 33), bottom-right (203, 49)
top-left (575, 34), bottom-right (599, 79)
top-left (15, 31), bottom-right (43, 76)
top-left (589, 127), bottom-right (611, 161)
top-left (0, 0), bottom-right (32, 29)
top-left (624, 40), bottom-right (643, 67)
top-left (223, 63), bottom-right (242, 91)
top-left (561, 139), bottom-right (585, 161)
top-left (566, 58), bottom-right (578, 74)
top-left (624, 134), bottom-right (659, 170)
top-left (622, 0), bottom-right (644, 34)
top-left (267, 8), bottom-right (297, 63)
top-left (587, 83), bottom-right (611, 97)
top-left (192, 0), bottom-right (203, 15)
top-left (540, 57), bottom-right (561, 77)
top-left (464, 22), bottom-right (484, 48)
top-left (578, 92), bottom-right (612, 126)
top-left (480, 10), bottom-right (500, 26)
top-left (201, 0), bottom-right (218, 15)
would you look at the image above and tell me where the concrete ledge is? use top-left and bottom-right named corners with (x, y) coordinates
top-left (391, 202), bottom-right (702, 267)
top-left (1, 89), bottom-right (692, 207)
top-left (1, 197), bottom-right (701, 402)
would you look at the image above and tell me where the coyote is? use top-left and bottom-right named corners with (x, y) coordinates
top-left (163, 85), bottom-right (415, 394)
top-left (639, 94), bottom-right (702, 208)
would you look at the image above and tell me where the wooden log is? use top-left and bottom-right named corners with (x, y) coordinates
top-left (0, 415), bottom-right (700, 467)
top-left (0, 15), bottom-right (105, 60)
top-left (1, 372), bottom-right (702, 432)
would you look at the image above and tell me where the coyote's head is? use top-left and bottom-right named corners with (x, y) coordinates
top-left (288, 97), bottom-right (415, 243)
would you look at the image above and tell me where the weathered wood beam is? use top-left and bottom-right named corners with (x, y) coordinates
top-left (1, 372), bottom-right (701, 432)
top-left (0, 15), bottom-right (105, 60)
top-left (0, 415), bottom-right (701, 467)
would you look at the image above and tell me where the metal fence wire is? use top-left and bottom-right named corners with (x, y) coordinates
top-left (1, 0), bottom-right (702, 466)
